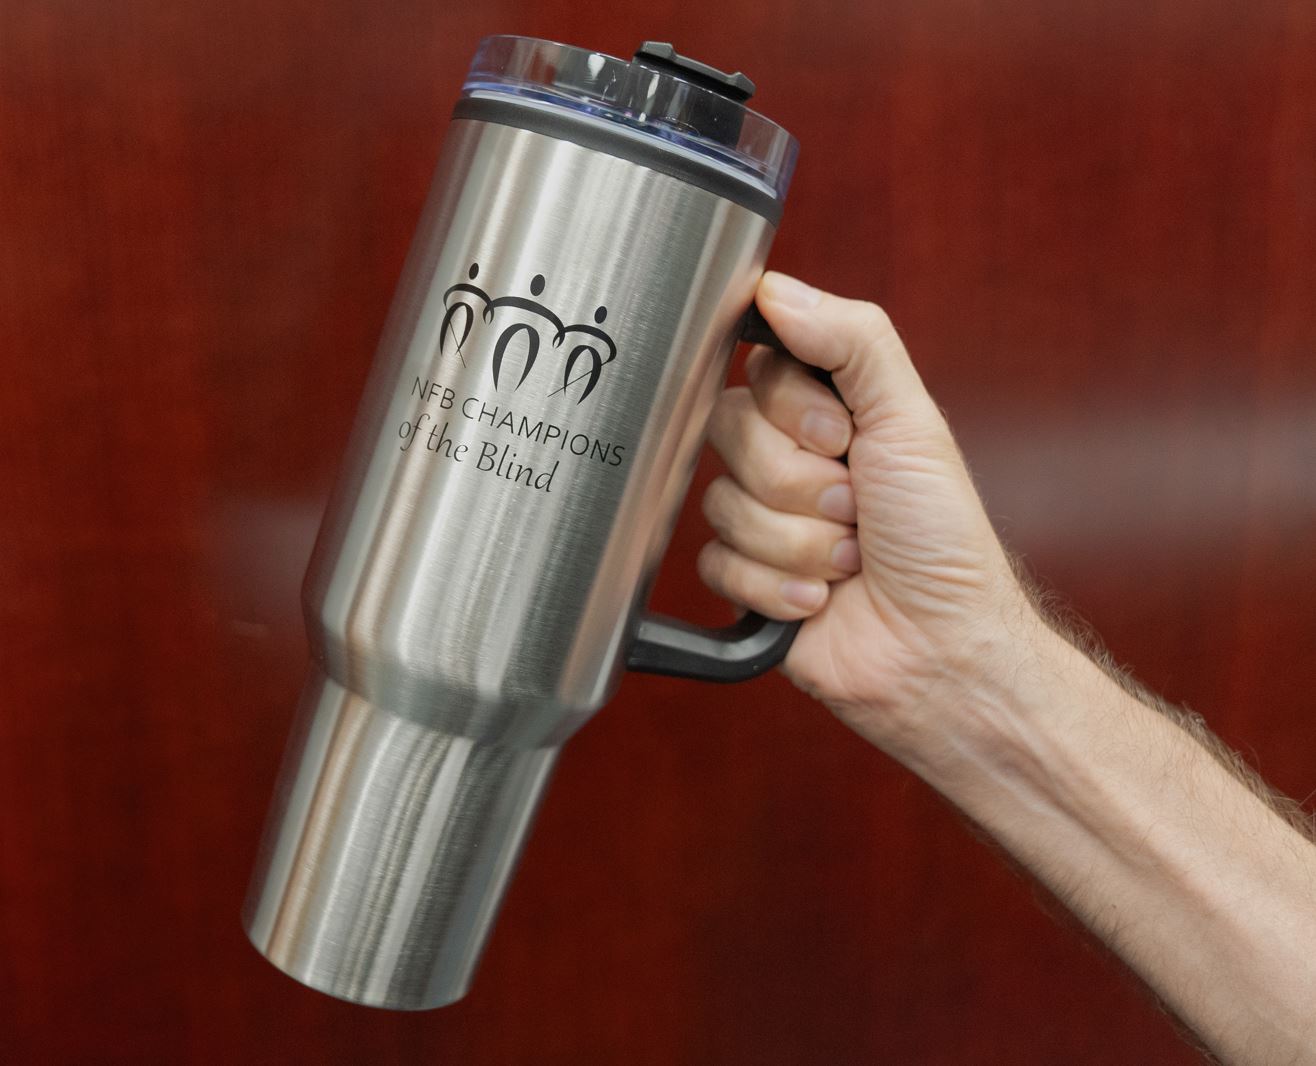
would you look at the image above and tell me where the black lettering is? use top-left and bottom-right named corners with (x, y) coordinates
top-left (425, 420), bottom-right (463, 459)
top-left (412, 376), bottom-right (447, 403)
top-left (535, 461), bottom-right (558, 492)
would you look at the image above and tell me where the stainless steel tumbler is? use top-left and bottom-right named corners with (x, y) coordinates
top-left (243, 36), bottom-right (802, 1010)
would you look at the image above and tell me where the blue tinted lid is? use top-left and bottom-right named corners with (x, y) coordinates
top-left (460, 36), bottom-right (799, 204)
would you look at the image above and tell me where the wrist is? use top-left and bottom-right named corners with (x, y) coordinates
top-left (865, 590), bottom-right (1127, 804)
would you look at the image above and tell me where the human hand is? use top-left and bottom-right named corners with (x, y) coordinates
top-left (701, 278), bottom-right (1316, 1066)
top-left (700, 272), bottom-right (1050, 758)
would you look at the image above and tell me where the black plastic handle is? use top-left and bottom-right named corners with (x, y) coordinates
top-left (626, 611), bottom-right (800, 683)
top-left (624, 301), bottom-right (840, 683)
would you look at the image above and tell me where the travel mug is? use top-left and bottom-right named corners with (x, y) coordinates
top-left (244, 36), bottom-right (803, 1010)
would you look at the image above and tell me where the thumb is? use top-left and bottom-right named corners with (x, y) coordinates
top-left (754, 272), bottom-right (942, 435)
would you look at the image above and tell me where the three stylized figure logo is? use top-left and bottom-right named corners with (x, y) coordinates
top-left (439, 263), bottom-right (617, 404)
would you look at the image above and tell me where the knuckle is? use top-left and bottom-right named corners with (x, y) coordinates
top-left (855, 300), bottom-right (894, 337)
top-left (755, 348), bottom-right (790, 388)
top-left (781, 519), bottom-right (822, 568)
top-left (696, 539), bottom-right (729, 588)
top-left (849, 301), bottom-right (900, 365)
top-left (753, 352), bottom-right (801, 412)
top-left (701, 475), bottom-right (737, 533)
top-left (699, 542), bottom-right (755, 608)
top-left (756, 456), bottom-right (800, 507)
top-left (708, 388), bottom-right (751, 445)
top-left (743, 344), bottom-right (773, 383)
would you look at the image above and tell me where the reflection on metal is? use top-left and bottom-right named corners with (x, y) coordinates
top-left (243, 116), bottom-right (774, 1009)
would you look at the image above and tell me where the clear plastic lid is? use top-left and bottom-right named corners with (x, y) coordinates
top-left (460, 36), bottom-right (798, 204)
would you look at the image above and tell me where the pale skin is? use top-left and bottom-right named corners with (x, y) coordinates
top-left (699, 271), bottom-right (1316, 1064)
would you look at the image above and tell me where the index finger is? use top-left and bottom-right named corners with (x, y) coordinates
top-left (746, 346), bottom-right (853, 459)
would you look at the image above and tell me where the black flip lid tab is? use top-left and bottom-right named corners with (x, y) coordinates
top-left (629, 41), bottom-right (754, 148)
top-left (458, 36), bottom-right (799, 210)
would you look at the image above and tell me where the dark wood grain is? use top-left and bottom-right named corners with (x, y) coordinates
top-left (2, 1), bottom-right (1313, 1062)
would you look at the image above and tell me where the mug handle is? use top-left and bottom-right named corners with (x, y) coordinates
top-left (625, 300), bottom-right (844, 683)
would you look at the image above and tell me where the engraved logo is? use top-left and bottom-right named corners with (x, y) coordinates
top-left (440, 262), bottom-right (617, 404)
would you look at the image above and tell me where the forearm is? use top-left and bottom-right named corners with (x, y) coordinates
top-left (898, 619), bottom-right (1316, 1063)
top-left (702, 278), bottom-right (1316, 1056)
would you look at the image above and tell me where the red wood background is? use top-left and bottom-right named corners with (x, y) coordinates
top-left (3, 1), bottom-right (1314, 1062)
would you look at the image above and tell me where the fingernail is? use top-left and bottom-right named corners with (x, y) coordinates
top-left (781, 578), bottom-right (827, 610)
top-left (831, 538), bottom-right (861, 573)
top-left (801, 411), bottom-right (850, 454)
top-left (817, 483), bottom-right (857, 523)
top-left (762, 271), bottom-right (822, 310)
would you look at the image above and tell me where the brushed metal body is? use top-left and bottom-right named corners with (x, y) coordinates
top-left (244, 115), bottom-right (778, 1009)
